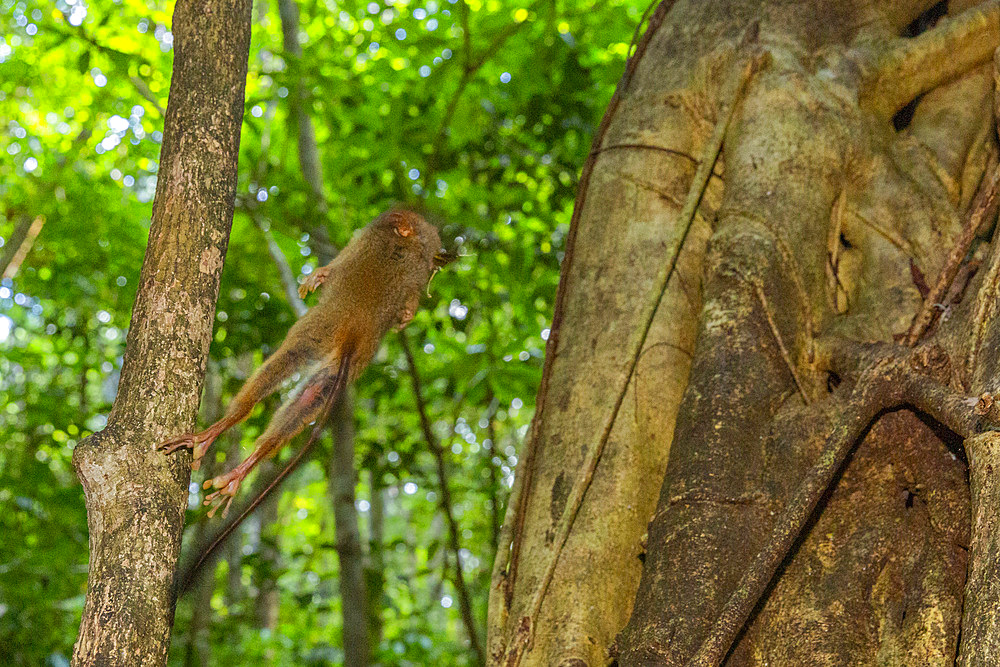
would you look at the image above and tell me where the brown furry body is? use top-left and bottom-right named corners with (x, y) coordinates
top-left (160, 209), bottom-right (442, 512)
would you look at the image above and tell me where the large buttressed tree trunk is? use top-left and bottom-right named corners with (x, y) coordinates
top-left (489, 0), bottom-right (1000, 664)
top-left (70, 0), bottom-right (252, 663)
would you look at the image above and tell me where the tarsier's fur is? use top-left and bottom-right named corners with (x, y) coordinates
top-left (160, 209), bottom-right (443, 513)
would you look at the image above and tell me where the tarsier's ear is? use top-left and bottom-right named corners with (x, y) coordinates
top-left (387, 211), bottom-right (414, 237)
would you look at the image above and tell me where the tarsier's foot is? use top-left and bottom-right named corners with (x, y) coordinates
top-left (158, 428), bottom-right (220, 470)
top-left (203, 468), bottom-right (246, 518)
top-left (298, 265), bottom-right (331, 299)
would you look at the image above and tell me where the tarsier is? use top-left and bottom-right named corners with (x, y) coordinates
top-left (160, 209), bottom-right (448, 516)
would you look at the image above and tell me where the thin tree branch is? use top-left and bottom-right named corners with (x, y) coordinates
top-left (906, 151), bottom-right (1000, 345)
top-left (253, 214), bottom-right (308, 317)
top-left (460, 0), bottom-right (473, 69)
top-left (0, 215), bottom-right (44, 280)
top-left (71, 0), bottom-right (252, 659)
top-left (422, 0), bottom-right (544, 188)
top-left (48, 22), bottom-right (165, 115)
top-left (400, 334), bottom-right (486, 666)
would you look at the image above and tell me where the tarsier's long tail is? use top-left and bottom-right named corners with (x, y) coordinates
top-left (175, 352), bottom-right (353, 598)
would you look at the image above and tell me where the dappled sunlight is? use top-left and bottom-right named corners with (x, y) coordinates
top-left (0, 0), bottom-right (645, 660)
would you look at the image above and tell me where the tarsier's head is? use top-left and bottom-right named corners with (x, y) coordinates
top-left (371, 209), bottom-right (451, 271)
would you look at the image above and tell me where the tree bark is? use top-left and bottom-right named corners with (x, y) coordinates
top-left (328, 388), bottom-right (371, 667)
top-left (70, 0), bottom-right (251, 663)
top-left (490, 0), bottom-right (1000, 665)
top-left (253, 461), bottom-right (282, 637)
top-left (366, 468), bottom-right (387, 653)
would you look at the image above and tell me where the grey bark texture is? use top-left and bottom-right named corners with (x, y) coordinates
top-left (69, 0), bottom-right (252, 663)
top-left (488, 0), bottom-right (1000, 665)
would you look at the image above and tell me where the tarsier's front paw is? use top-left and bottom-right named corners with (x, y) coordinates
top-left (392, 304), bottom-right (417, 331)
top-left (298, 266), bottom-right (331, 299)
top-left (158, 430), bottom-right (216, 470)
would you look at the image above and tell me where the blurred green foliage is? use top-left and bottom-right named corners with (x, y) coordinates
top-left (0, 0), bottom-right (643, 662)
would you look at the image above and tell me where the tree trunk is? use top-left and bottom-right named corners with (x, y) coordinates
top-left (328, 388), bottom-right (371, 667)
top-left (366, 467), bottom-right (387, 653)
top-left (254, 460), bottom-right (282, 637)
top-left (489, 0), bottom-right (1000, 665)
top-left (70, 0), bottom-right (251, 663)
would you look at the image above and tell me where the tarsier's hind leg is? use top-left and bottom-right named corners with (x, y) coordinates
top-left (159, 339), bottom-right (315, 468)
top-left (203, 352), bottom-right (352, 516)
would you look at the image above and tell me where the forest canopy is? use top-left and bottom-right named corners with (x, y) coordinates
top-left (0, 0), bottom-right (643, 662)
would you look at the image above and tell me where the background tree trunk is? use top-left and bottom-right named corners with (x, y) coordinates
top-left (366, 467), bottom-right (387, 653)
top-left (70, 0), bottom-right (252, 663)
top-left (328, 389), bottom-right (371, 667)
top-left (490, 0), bottom-right (1000, 665)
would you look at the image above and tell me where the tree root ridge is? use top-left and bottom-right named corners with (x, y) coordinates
top-left (686, 343), bottom-right (999, 667)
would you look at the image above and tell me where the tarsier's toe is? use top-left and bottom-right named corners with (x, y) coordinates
top-left (204, 489), bottom-right (235, 518)
top-left (203, 472), bottom-right (243, 518)
top-left (203, 471), bottom-right (241, 493)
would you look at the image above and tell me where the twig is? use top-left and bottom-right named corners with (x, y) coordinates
top-left (422, 0), bottom-right (544, 188)
top-left (49, 22), bottom-right (165, 115)
top-left (0, 215), bottom-right (44, 280)
top-left (752, 280), bottom-right (811, 403)
top-left (499, 27), bottom-right (769, 666)
top-left (252, 214), bottom-right (308, 317)
top-left (401, 335), bottom-right (486, 666)
top-left (627, 0), bottom-right (659, 59)
top-left (460, 0), bottom-right (473, 69)
top-left (905, 152), bottom-right (1000, 345)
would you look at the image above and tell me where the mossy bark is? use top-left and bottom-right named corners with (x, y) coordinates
top-left (70, 0), bottom-right (252, 664)
top-left (490, 0), bottom-right (1000, 664)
